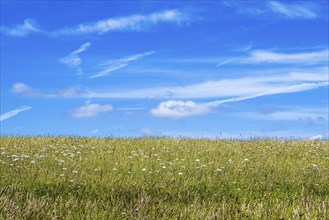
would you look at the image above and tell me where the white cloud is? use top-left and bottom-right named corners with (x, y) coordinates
top-left (86, 67), bottom-right (328, 99)
top-left (70, 103), bottom-right (113, 118)
top-left (245, 107), bottom-right (328, 122)
top-left (0, 106), bottom-right (32, 121)
top-left (59, 42), bottom-right (91, 75)
top-left (150, 80), bottom-right (328, 119)
top-left (268, 1), bottom-right (317, 19)
top-left (308, 134), bottom-right (323, 140)
top-left (90, 51), bottom-right (155, 78)
top-left (91, 129), bottom-right (100, 134)
top-left (206, 82), bottom-right (329, 107)
top-left (56, 9), bottom-right (188, 35)
top-left (57, 87), bottom-right (79, 97)
top-left (11, 83), bottom-right (42, 96)
top-left (139, 128), bottom-right (161, 136)
top-left (149, 75), bottom-right (327, 119)
top-left (218, 49), bottom-right (328, 66)
top-left (1, 19), bottom-right (41, 37)
top-left (151, 100), bottom-right (210, 119)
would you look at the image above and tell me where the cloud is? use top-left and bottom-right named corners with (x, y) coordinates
top-left (268, 1), bottom-right (317, 19)
top-left (70, 103), bottom-right (113, 118)
top-left (150, 81), bottom-right (328, 119)
top-left (11, 83), bottom-right (42, 96)
top-left (91, 129), bottom-right (100, 134)
top-left (150, 100), bottom-right (210, 119)
top-left (57, 87), bottom-right (79, 97)
top-left (217, 49), bottom-right (328, 66)
top-left (246, 107), bottom-right (328, 122)
top-left (308, 134), bottom-right (323, 140)
top-left (1, 19), bottom-right (41, 37)
top-left (90, 51), bottom-right (155, 78)
top-left (56, 9), bottom-right (188, 35)
top-left (0, 106), bottom-right (32, 121)
top-left (86, 67), bottom-right (328, 99)
top-left (59, 42), bottom-right (91, 75)
top-left (139, 128), bottom-right (161, 137)
top-left (223, 1), bottom-right (318, 19)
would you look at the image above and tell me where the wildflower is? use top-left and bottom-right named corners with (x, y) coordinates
top-left (63, 168), bottom-right (68, 171)
top-left (60, 174), bottom-right (65, 177)
top-left (215, 168), bottom-right (223, 172)
top-left (195, 159), bottom-right (200, 162)
top-left (142, 168), bottom-right (147, 172)
top-left (162, 166), bottom-right (166, 169)
top-left (72, 170), bottom-right (78, 174)
top-left (244, 158), bottom-right (249, 162)
top-left (178, 172), bottom-right (183, 175)
top-left (312, 164), bottom-right (319, 169)
top-left (112, 168), bottom-right (117, 171)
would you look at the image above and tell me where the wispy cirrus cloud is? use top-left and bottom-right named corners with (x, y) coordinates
top-left (11, 82), bottom-right (42, 96)
top-left (245, 107), bottom-right (328, 123)
top-left (0, 106), bottom-right (32, 121)
top-left (217, 49), bottom-right (328, 66)
top-left (56, 9), bottom-right (189, 35)
top-left (223, 1), bottom-right (318, 19)
top-left (1, 19), bottom-right (41, 37)
top-left (70, 102), bottom-right (113, 118)
top-left (90, 51), bottom-right (155, 78)
top-left (150, 81), bottom-right (328, 119)
top-left (1, 9), bottom-right (190, 38)
top-left (268, 1), bottom-right (317, 19)
top-left (87, 66), bottom-right (328, 99)
top-left (59, 42), bottom-right (91, 75)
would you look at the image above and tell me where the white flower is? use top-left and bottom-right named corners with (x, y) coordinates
top-left (195, 159), bottom-right (200, 162)
top-left (312, 164), bottom-right (319, 169)
top-left (112, 168), bottom-right (117, 171)
top-left (142, 168), bottom-right (147, 172)
top-left (60, 174), bottom-right (65, 177)
top-left (31, 160), bottom-right (36, 164)
top-left (178, 172), bottom-right (183, 175)
top-left (72, 170), bottom-right (78, 174)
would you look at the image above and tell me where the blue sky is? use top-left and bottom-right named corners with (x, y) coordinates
top-left (1, 1), bottom-right (328, 139)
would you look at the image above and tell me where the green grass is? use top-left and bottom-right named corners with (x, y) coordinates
top-left (0, 136), bottom-right (328, 219)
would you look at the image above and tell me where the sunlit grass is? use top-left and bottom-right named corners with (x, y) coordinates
top-left (1, 136), bottom-right (328, 219)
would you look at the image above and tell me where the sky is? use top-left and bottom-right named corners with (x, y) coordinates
top-left (0, 1), bottom-right (328, 139)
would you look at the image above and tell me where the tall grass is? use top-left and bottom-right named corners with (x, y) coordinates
top-left (0, 136), bottom-right (328, 219)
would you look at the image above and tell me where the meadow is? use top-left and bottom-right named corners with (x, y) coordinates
top-left (0, 136), bottom-right (328, 219)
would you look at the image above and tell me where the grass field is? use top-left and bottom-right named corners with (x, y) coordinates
top-left (0, 136), bottom-right (328, 219)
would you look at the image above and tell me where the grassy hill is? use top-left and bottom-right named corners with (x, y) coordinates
top-left (1, 136), bottom-right (328, 219)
